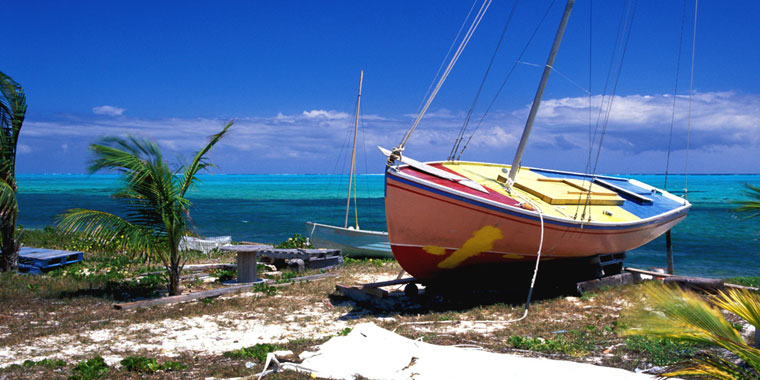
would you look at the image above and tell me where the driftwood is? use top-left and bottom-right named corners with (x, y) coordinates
top-left (624, 267), bottom-right (758, 292)
top-left (114, 272), bottom-right (338, 310)
top-left (663, 275), bottom-right (725, 292)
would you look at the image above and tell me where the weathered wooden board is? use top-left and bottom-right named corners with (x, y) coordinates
top-left (114, 272), bottom-right (338, 310)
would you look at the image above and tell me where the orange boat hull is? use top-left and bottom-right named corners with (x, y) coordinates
top-left (385, 169), bottom-right (689, 281)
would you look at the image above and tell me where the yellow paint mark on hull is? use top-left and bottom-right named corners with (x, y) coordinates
top-left (501, 253), bottom-right (524, 260)
top-left (423, 246), bottom-right (447, 255)
top-left (436, 225), bottom-right (503, 269)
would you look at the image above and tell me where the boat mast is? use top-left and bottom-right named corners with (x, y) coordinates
top-left (345, 70), bottom-right (364, 229)
top-left (506, 0), bottom-right (574, 186)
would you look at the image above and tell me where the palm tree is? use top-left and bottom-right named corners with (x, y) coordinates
top-left (57, 121), bottom-right (233, 295)
top-left (0, 72), bottom-right (27, 272)
top-left (623, 283), bottom-right (760, 379)
top-left (735, 184), bottom-right (760, 220)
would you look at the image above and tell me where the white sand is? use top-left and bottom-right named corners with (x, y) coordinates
top-left (0, 302), bottom-right (350, 367)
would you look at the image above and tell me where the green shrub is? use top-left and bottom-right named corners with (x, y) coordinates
top-left (337, 327), bottom-right (352, 336)
top-left (120, 356), bottom-right (160, 373)
top-left (274, 234), bottom-right (312, 249)
top-left (70, 356), bottom-right (108, 380)
top-left (253, 282), bottom-right (277, 296)
top-left (120, 355), bottom-right (187, 373)
top-left (223, 343), bottom-right (281, 361)
top-left (210, 268), bottom-right (236, 282)
top-left (624, 336), bottom-right (702, 366)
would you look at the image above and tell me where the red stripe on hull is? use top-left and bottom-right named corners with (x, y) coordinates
top-left (385, 174), bottom-right (687, 280)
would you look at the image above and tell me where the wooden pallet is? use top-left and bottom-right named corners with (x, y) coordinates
top-left (336, 277), bottom-right (422, 309)
top-left (18, 247), bottom-right (83, 274)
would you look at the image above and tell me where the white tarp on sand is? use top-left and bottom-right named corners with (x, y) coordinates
top-left (289, 323), bottom-right (656, 380)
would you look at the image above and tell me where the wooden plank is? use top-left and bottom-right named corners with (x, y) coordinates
top-left (183, 263), bottom-right (236, 271)
top-left (336, 285), bottom-right (375, 303)
top-left (220, 244), bottom-right (273, 252)
top-left (724, 283), bottom-right (760, 291)
top-left (114, 272), bottom-right (339, 310)
top-left (664, 275), bottom-right (724, 292)
top-left (624, 267), bottom-right (672, 278)
top-left (362, 277), bottom-right (417, 288)
top-left (271, 273), bottom-right (339, 287)
top-left (576, 273), bottom-right (640, 294)
top-left (114, 284), bottom-right (255, 310)
top-left (625, 267), bottom-right (758, 291)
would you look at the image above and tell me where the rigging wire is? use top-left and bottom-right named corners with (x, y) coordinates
top-left (588, 0), bottom-right (637, 190)
top-left (685, 0), bottom-right (698, 199)
top-left (396, 0), bottom-right (493, 154)
top-left (516, 61), bottom-right (590, 95)
top-left (416, 0), bottom-right (480, 116)
top-left (329, 105), bottom-right (357, 203)
top-left (449, 0), bottom-right (521, 161)
top-left (664, 0), bottom-right (688, 191)
top-left (576, 0), bottom-right (637, 221)
top-left (457, 0), bottom-right (558, 160)
top-left (588, 0), bottom-right (593, 164)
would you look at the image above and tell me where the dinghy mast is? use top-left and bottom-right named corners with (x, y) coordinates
top-left (344, 70), bottom-right (364, 229)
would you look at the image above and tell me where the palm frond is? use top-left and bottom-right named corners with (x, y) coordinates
top-left (623, 283), bottom-right (745, 346)
top-left (734, 184), bottom-right (760, 219)
top-left (56, 209), bottom-right (165, 262)
top-left (0, 177), bottom-right (17, 223)
top-left (625, 283), bottom-right (760, 378)
top-left (179, 120), bottom-right (233, 196)
top-left (712, 289), bottom-right (760, 332)
top-left (0, 71), bottom-right (26, 180)
top-left (666, 354), bottom-right (760, 380)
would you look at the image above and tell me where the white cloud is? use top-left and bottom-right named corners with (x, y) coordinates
top-left (17, 144), bottom-right (32, 154)
top-left (301, 110), bottom-right (349, 119)
top-left (92, 105), bottom-right (125, 116)
top-left (16, 91), bottom-right (760, 173)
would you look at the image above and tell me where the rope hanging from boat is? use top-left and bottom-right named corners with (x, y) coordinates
top-left (448, 0), bottom-right (521, 161)
top-left (684, 0), bottom-right (698, 199)
top-left (456, 0), bottom-right (559, 161)
top-left (664, 0), bottom-right (689, 191)
top-left (393, 196), bottom-right (545, 331)
top-left (389, 0), bottom-right (492, 164)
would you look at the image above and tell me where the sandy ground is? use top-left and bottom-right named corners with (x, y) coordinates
top-left (0, 300), bottom-right (352, 367)
top-left (0, 269), bottom-right (409, 369)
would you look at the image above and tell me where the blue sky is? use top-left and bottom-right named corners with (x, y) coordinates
top-left (2, 0), bottom-right (759, 174)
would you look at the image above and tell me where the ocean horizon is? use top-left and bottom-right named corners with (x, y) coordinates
top-left (16, 173), bottom-right (760, 279)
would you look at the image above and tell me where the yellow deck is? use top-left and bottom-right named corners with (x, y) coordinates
top-left (442, 162), bottom-right (639, 223)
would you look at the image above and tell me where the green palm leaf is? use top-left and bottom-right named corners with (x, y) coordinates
top-left (0, 71), bottom-right (26, 272)
top-left (56, 209), bottom-right (162, 260)
top-left (734, 184), bottom-right (760, 219)
top-left (179, 120), bottom-right (234, 197)
top-left (0, 178), bottom-right (18, 224)
top-left (624, 283), bottom-right (760, 379)
top-left (57, 121), bottom-right (233, 294)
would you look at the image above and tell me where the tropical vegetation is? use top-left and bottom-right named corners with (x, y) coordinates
top-left (735, 184), bottom-right (760, 220)
top-left (57, 121), bottom-right (233, 295)
top-left (623, 282), bottom-right (760, 379)
top-left (0, 71), bottom-right (26, 272)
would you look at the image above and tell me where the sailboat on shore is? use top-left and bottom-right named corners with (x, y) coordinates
top-left (307, 71), bottom-right (393, 259)
top-left (381, 0), bottom-right (691, 281)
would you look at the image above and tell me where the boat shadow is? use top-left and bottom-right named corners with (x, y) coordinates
top-left (331, 259), bottom-right (608, 317)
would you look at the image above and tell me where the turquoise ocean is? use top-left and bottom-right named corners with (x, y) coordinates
top-left (16, 174), bottom-right (760, 279)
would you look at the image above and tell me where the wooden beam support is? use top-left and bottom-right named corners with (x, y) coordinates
top-left (114, 272), bottom-right (338, 310)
